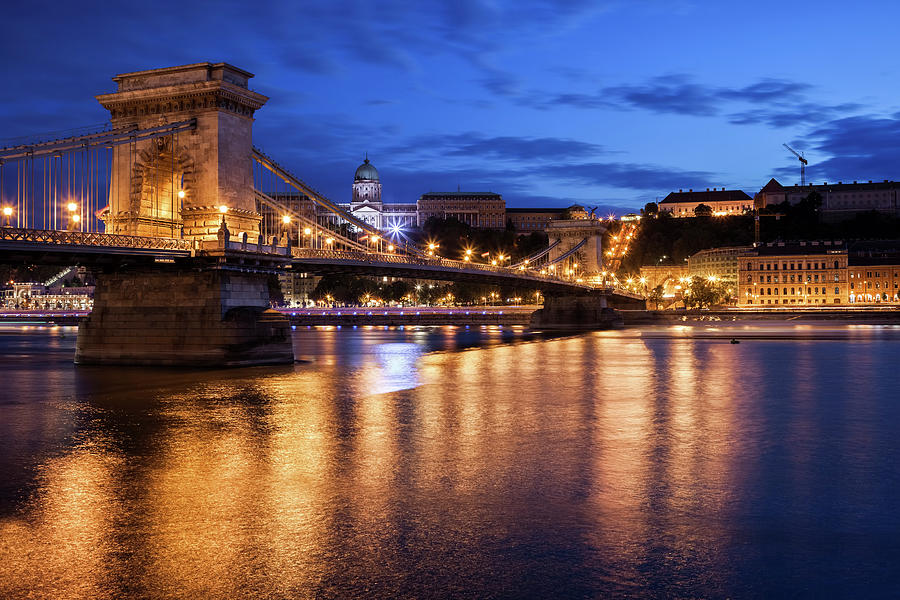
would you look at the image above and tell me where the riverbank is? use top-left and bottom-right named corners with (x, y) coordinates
top-left (277, 306), bottom-right (537, 326)
top-left (621, 307), bottom-right (900, 325)
top-left (3, 306), bottom-right (899, 327)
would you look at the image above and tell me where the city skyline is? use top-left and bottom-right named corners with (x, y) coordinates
top-left (3, 1), bottom-right (900, 212)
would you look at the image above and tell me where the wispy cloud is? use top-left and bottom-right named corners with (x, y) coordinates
top-left (528, 74), bottom-right (862, 128)
top-left (539, 161), bottom-right (715, 190)
top-left (779, 114), bottom-right (900, 183)
top-left (386, 132), bottom-right (606, 162)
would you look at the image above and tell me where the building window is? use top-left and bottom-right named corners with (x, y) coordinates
top-left (835, 287), bottom-right (840, 295)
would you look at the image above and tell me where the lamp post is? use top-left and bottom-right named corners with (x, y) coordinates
top-left (2, 206), bottom-right (12, 227)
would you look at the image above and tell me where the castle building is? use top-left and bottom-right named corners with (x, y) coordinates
top-left (755, 178), bottom-right (900, 221)
top-left (417, 191), bottom-right (505, 229)
top-left (340, 157), bottom-right (417, 230)
top-left (659, 188), bottom-right (753, 217)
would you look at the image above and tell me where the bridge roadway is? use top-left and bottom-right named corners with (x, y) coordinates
top-left (0, 226), bottom-right (640, 297)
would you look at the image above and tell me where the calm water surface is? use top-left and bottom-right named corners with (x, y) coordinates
top-left (1, 322), bottom-right (899, 598)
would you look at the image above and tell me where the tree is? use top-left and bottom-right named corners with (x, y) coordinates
top-left (647, 284), bottom-right (665, 310)
top-left (682, 275), bottom-right (731, 309)
top-left (694, 203), bottom-right (712, 217)
top-left (642, 202), bottom-right (658, 216)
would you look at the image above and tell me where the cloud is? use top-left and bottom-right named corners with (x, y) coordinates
top-left (603, 74), bottom-right (721, 116)
top-left (728, 102), bottom-right (862, 128)
top-left (387, 133), bottom-right (605, 163)
top-left (539, 162), bottom-right (715, 191)
top-left (787, 114), bottom-right (900, 183)
top-left (532, 75), bottom-right (862, 128)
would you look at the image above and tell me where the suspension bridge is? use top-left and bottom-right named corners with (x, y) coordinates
top-left (0, 62), bottom-right (640, 366)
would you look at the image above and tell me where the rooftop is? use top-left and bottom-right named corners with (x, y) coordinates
top-left (660, 188), bottom-right (752, 204)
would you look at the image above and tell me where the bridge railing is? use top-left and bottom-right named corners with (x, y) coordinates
top-left (291, 247), bottom-right (595, 286)
top-left (0, 227), bottom-right (196, 251)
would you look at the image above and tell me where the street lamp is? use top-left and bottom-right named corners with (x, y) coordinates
top-left (1, 206), bottom-right (12, 227)
top-left (67, 202), bottom-right (80, 231)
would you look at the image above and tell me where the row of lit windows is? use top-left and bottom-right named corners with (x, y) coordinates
top-left (755, 287), bottom-right (840, 296)
top-left (751, 273), bottom-right (840, 283)
top-left (850, 271), bottom-right (900, 278)
top-left (745, 260), bottom-right (841, 271)
top-left (747, 299), bottom-right (841, 304)
top-left (850, 281), bottom-right (899, 289)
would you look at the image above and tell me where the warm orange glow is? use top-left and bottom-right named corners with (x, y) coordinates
top-left (282, 215), bottom-right (291, 224)
top-left (303, 227), bottom-right (312, 235)
top-left (67, 202), bottom-right (78, 212)
top-left (1, 206), bottom-right (12, 217)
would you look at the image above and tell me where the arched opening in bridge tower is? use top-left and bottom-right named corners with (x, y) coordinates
top-left (129, 136), bottom-right (194, 238)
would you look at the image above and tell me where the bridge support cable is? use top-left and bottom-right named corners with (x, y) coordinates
top-left (252, 148), bottom-right (424, 257)
top-left (544, 238), bottom-right (588, 266)
top-left (0, 120), bottom-right (197, 235)
top-left (254, 190), bottom-right (370, 252)
top-left (0, 120), bottom-right (197, 163)
top-left (509, 238), bottom-right (561, 269)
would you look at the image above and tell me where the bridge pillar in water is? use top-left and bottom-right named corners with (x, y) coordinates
top-left (75, 269), bottom-right (293, 367)
top-left (530, 293), bottom-right (624, 330)
top-left (96, 63), bottom-right (267, 241)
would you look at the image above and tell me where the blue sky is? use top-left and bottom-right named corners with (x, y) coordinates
top-left (2, 0), bottom-right (900, 212)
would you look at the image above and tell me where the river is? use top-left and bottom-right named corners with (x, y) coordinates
top-left (1, 322), bottom-right (899, 598)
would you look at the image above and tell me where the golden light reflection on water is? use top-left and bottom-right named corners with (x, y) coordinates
top-left (2, 324), bottom-right (899, 597)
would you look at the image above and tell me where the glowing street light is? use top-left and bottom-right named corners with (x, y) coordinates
top-left (67, 202), bottom-right (78, 212)
top-left (303, 227), bottom-right (312, 235)
top-left (218, 205), bottom-right (229, 214)
top-left (178, 190), bottom-right (186, 199)
top-left (282, 215), bottom-right (291, 224)
top-left (1, 206), bottom-right (12, 227)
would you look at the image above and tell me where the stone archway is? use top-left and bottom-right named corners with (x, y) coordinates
top-left (129, 136), bottom-right (195, 238)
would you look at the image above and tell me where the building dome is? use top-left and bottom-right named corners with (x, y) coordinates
top-left (354, 157), bottom-right (379, 181)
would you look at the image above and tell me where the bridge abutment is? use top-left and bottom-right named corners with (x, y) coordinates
top-left (530, 294), bottom-right (624, 330)
top-left (75, 269), bottom-right (293, 366)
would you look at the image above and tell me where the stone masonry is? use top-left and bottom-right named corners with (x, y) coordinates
top-left (75, 270), bottom-right (293, 366)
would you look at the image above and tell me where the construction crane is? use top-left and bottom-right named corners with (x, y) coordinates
top-left (783, 143), bottom-right (808, 186)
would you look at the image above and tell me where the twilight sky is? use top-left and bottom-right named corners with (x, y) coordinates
top-left (2, 0), bottom-right (900, 213)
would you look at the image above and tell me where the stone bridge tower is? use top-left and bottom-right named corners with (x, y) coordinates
top-left (545, 210), bottom-right (606, 282)
top-left (96, 63), bottom-right (267, 240)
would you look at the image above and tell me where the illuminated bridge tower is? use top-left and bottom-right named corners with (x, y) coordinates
top-left (96, 63), bottom-right (267, 240)
top-left (545, 208), bottom-right (606, 283)
top-left (76, 63), bottom-right (292, 367)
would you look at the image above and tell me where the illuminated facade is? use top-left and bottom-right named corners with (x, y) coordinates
top-left (506, 207), bottom-right (565, 232)
top-left (737, 242), bottom-right (848, 306)
top-left (338, 158), bottom-right (417, 231)
top-left (659, 188), bottom-right (753, 217)
top-left (688, 246), bottom-right (752, 287)
top-left (417, 191), bottom-right (505, 229)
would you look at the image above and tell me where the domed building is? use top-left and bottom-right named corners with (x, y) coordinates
top-left (352, 156), bottom-right (381, 204)
top-left (342, 156), bottom-right (417, 231)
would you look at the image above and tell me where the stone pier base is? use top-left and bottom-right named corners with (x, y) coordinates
top-left (530, 295), bottom-right (624, 330)
top-left (75, 270), bottom-right (294, 366)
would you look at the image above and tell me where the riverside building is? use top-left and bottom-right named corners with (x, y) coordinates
top-left (737, 241), bottom-right (848, 306)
